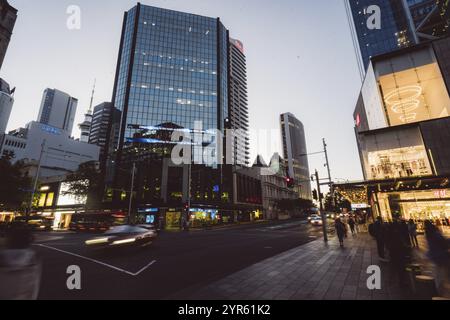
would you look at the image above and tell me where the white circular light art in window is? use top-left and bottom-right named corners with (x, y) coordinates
top-left (384, 85), bottom-right (423, 123)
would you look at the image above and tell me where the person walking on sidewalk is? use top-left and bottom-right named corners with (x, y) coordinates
top-left (348, 217), bottom-right (357, 236)
top-left (424, 220), bottom-right (450, 297)
top-left (386, 220), bottom-right (410, 286)
top-left (335, 218), bottom-right (346, 248)
top-left (408, 219), bottom-right (419, 248)
top-left (370, 216), bottom-right (388, 262)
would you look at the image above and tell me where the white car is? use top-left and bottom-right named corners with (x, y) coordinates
top-left (308, 214), bottom-right (320, 221)
top-left (310, 217), bottom-right (323, 226)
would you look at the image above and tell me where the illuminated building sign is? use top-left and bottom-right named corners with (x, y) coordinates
top-left (231, 39), bottom-right (244, 54)
top-left (434, 190), bottom-right (447, 198)
top-left (355, 113), bottom-right (361, 127)
top-left (40, 124), bottom-right (62, 135)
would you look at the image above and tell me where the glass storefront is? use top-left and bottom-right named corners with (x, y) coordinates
top-left (165, 210), bottom-right (181, 230)
top-left (189, 208), bottom-right (219, 228)
top-left (376, 189), bottom-right (450, 222)
top-left (361, 126), bottom-right (433, 180)
top-left (0, 212), bottom-right (14, 223)
top-left (53, 212), bottom-right (74, 230)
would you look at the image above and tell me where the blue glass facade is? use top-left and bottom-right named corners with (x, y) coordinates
top-left (347, 0), bottom-right (417, 72)
top-left (113, 4), bottom-right (229, 154)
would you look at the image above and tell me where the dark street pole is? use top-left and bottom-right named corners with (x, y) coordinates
top-left (323, 138), bottom-right (334, 211)
top-left (315, 169), bottom-right (328, 242)
top-left (128, 162), bottom-right (136, 224)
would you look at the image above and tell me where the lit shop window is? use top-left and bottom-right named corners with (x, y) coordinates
top-left (361, 127), bottom-right (433, 180)
top-left (367, 146), bottom-right (432, 180)
top-left (376, 49), bottom-right (450, 127)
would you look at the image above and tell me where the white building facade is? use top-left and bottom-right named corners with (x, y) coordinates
top-left (0, 121), bottom-right (100, 178)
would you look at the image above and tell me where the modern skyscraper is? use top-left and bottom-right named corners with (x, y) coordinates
top-left (111, 4), bottom-right (230, 165)
top-left (345, 0), bottom-right (450, 76)
top-left (408, 0), bottom-right (450, 41)
top-left (0, 0), bottom-right (17, 70)
top-left (89, 102), bottom-right (121, 162)
top-left (0, 78), bottom-right (13, 133)
top-left (228, 38), bottom-right (250, 166)
top-left (37, 89), bottom-right (78, 136)
top-left (280, 113), bottom-right (312, 200)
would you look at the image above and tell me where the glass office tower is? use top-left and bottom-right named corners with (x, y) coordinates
top-left (346, 0), bottom-right (450, 76)
top-left (112, 4), bottom-right (229, 162)
top-left (346, 0), bottom-right (417, 75)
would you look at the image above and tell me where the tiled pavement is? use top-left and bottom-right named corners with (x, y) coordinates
top-left (192, 232), bottom-right (422, 300)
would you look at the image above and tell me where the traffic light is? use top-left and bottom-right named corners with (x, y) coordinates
top-left (286, 177), bottom-right (295, 189)
top-left (312, 189), bottom-right (318, 201)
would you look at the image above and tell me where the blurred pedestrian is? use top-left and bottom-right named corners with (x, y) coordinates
top-left (386, 220), bottom-right (410, 286)
top-left (335, 218), bottom-right (346, 248)
top-left (348, 217), bottom-right (356, 236)
top-left (370, 216), bottom-right (388, 262)
top-left (0, 223), bottom-right (41, 300)
top-left (408, 219), bottom-right (419, 248)
top-left (425, 220), bottom-right (450, 297)
top-left (436, 219), bottom-right (442, 231)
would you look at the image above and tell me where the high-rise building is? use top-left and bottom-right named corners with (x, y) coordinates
top-left (111, 4), bottom-right (230, 165)
top-left (89, 102), bottom-right (121, 162)
top-left (408, 0), bottom-right (450, 41)
top-left (280, 113), bottom-right (312, 200)
top-left (0, 0), bottom-right (17, 70)
top-left (345, 0), bottom-right (450, 75)
top-left (0, 78), bottom-right (13, 133)
top-left (37, 89), bottom-right (78, 136)
top-left (228, 38), bottom-right (250, 167)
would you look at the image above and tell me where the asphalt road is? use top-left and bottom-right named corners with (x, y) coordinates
top-left (34, 219), bottom-right (334, 300)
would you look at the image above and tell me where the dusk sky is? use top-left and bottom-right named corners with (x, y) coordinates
top-left (2, 0), bottom-right (363, 183)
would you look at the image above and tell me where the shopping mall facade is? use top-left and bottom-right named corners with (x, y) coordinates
top-left (349, 37), bottom-right (450, 222)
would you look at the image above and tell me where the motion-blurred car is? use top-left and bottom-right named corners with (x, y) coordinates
top-left (85, 225), bottom-right (157, 249)
top-left (327, 213), bottom-right (336, 219)
top-left (310, 217), bottom-right (323, 226)
top-left (13, 216), bottom-right (53, 231)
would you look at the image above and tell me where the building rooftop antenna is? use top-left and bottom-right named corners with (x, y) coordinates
top-left (88, 79), bottom-right (96, 114)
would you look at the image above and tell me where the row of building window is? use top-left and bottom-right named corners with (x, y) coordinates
top-left (4, 139), bottom-right (26, 149)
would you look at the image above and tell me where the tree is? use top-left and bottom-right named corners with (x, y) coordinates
top-left (0, 156), bottom-right (31, 211)
top-left (62, 161), bottom-right (102, 208)
top-left (327, 191), bottom-right (352, 212)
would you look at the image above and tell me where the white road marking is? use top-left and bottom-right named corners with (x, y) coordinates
top-left (35, 244), bottom-right (156, 277)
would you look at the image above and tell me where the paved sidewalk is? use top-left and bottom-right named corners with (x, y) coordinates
top-left (192, 232), bottom-right (412, 300)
